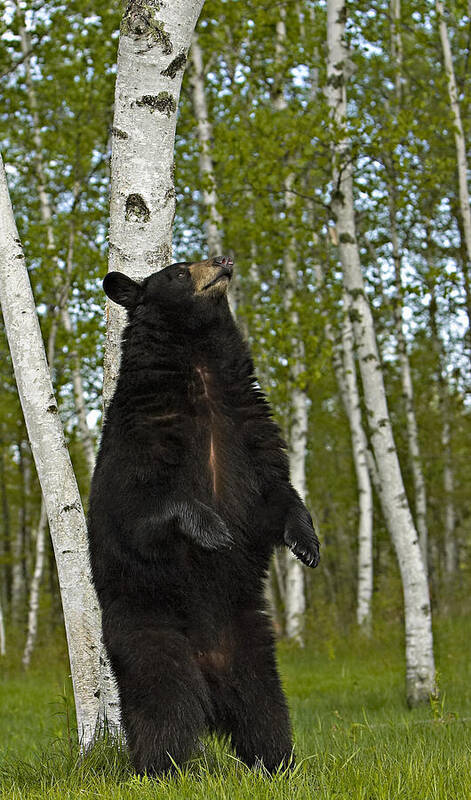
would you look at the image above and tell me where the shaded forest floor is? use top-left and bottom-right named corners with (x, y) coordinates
top-left (0, 616), bottom-right (470, 799)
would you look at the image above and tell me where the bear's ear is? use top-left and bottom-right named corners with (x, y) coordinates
top-left (103, 272), bottom-right (142, 309)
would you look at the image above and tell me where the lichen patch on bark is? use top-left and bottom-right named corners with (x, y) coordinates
top-left (161, 52), bottom-right (187, 78)
top-left (125, 194), bottom-right (150, 223)
top-left (122, 1), bottom-right (172, 55)
top-left (136, 93), bottom-right (176, 116)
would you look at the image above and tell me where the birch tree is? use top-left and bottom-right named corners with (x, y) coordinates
top-left (0, 154), bottom-right (101, 746)
top-left (314, 262), bottom-right (373, 631)
top-left (436, 0), bottom-right (471, 269)
top-left (326, 0), bottom-right (435, 704)
top-left (99, 0), bottom-right (205, 726)
top-left (15, 5), bottom-right (96, 476)
top-left (273, 11), bottom-right (307, 643)
top-left (104, 0), bottom-right (205, 408)
top-left (189, 33), bottom-right (223, 256)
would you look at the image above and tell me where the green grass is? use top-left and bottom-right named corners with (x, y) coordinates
top-left (1, 617), bottom-right (470, 799)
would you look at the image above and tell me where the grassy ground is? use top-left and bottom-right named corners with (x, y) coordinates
top-left (0, 617), bottom-right (470, 799)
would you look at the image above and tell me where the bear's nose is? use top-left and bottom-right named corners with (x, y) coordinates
top-left (212, 255), bottom-right (234, 273)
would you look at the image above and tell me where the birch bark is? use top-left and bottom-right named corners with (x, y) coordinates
top-left (326, 0), bottom-right (435, 704)
top-left (274, 13), bottom-right (307, 643)
top-left (99, 0), bottom-right (205, 729)
top-left (389, 188), bottom-right (428, 571)
top-left (0, 155), bottom-right (101, 746)
top-left (104, 0), bottom-right (205, 408)
top-left (189, 34), bottom-right (223, 256)
top-left (388, 2), bottom-right (429, 571)
top-left (16, 9), bottom-right (96, 475)
top-left (436, 0), bottom-right (471, 268)
top-left (313, 261), bottom-right (374, 631)
top-left (189, 34), bottom-right (237, 311)
top-left (22, 502), bottom-right (47, 669)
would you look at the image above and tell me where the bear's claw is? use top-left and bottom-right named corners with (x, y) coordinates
top-left (283, 505), bottom-right (320, 568)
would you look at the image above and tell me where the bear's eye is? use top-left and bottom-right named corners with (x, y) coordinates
top-left (177, 271), bottom-right (186, 279)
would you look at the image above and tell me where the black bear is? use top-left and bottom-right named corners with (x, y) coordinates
top-left (87, 256), bottom-right (319, 776)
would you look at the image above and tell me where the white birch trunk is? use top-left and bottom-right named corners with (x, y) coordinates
top-left (274, 13), bottom-right (306, 643)
top-left (189, 34), bottom-right (223, 256)
top-left (326, 0), bottom-right (435, 705)
top-left (104, 0), bottom-right (205, 408)
top-left (11, 514), bottom-right (26, 626)
top-left (436, 0), bottom-right (471, 267)
top-left (341, 293), bottom-right (374, 631)
top-left (389, 193), bottom-right (429, 571)
top-left (22, 502), bottom-right (47, 669)
top-left (313, 260), bottom-right (374, 631)
top-left (99, 0), bottom-right (205, 730)
top-left (189, 34), bottom-right (237, 312)
top-left (17, 11), bottom-right (96, 476)
top-left (0, 155), bottom-right (101, 746)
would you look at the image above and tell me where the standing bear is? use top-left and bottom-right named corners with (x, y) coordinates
top-left (87, 256), bottom-right (320, 775)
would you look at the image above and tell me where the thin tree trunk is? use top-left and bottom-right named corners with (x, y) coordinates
top-left (0, 154), bottom-right (101, 746)
top-left (16, 8), bottom-right (96, 476)
top-left (22, 503), bottom-right (48, 669)
top-left (428, 287), bottom-right (458, 578)
top-left (313, 263), bottom-right (374, 632)
top-left (189, 34), bottom-right (223, 256)
top-left (436, 0), bottom-right (471, 268)
top-left (188, 34), bottom-right (237, 312)
top-left (12, 442), bottom-right (28, 626)
top-left (388, 187), bottom-right (429, 572)
top-left (100, 0), bottom-right (205, 730)
top-left (326, 0), bottom-right (435, 705)
top-left (388, 3), bottom-right (429, 571)
top-left (0, 442), bottom-right (11, 612)
top-left (341, 293), bottom-right (374, 631)
top-left (274, 12), bottom-right (307, 644)
top-left (22, 312), bottom-right (60, 668)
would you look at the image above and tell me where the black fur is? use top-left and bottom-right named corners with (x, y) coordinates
top-left (87, 260), bottom-right (319, 775)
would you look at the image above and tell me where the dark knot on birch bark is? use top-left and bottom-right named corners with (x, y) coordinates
top-left (125, 194), bottom-right (150, 223)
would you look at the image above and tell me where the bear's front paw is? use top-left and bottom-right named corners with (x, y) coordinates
top-left (283, 506), bottom-right (320, 568)
top-left (185, 501), bottom-right (234, 551)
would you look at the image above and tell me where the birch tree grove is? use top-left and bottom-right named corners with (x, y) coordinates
top-left (325, 0), bottom-right (435, 704)
top-left (0, 155), bottom-right (101, 745)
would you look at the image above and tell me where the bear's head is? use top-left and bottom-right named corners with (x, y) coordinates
top-left (103, 256), bottom-right (234, 329)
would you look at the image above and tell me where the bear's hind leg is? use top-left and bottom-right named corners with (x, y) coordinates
top-left (107, 624), bottom-right (211, 776)
top-left (211, 613), bottom-right (293, 773)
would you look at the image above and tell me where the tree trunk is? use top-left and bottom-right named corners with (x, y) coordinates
top-left (22, 502), bottom-right (48, 669)
top-left (388, 186), bottom-right (429, 572)
top-left (326, 0), bottom-right (435, 705)
top-left (313, 260), bottom-right (374, 632)
top-left (189, 33), bottom-right (237, 311)
top-left (428, 287), bottom-right (458, 579)
top-left (189, 34), bottom-right (223, 256)
top-left (0, 155), bottom-right (101, 746)
top-left (341, 293), bottom-right (374, 632)
top-left (104, 0), bottom-right (205, 408)
top-left (274, 12), bottom-right (307, 644)
top-left (436, 0), bottom-right (471, 268)
top-left (100, 0), bottom-right (205, 729)
top-left (16, 8), bottom-right (96, 476)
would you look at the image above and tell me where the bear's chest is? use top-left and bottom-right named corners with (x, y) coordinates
top-left (184, 364), bottom-right (256, 505)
